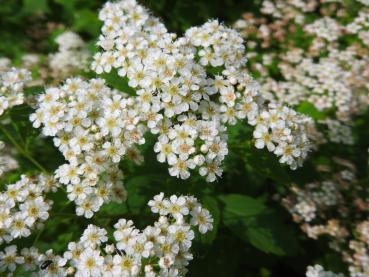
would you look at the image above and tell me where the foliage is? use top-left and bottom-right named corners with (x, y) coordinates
top-left (0, 0), bottom-right (368, 276)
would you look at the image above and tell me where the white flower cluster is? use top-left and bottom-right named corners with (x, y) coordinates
top-left (306, 265), bottom-right (346, 277)
top-left (281, 167), bottom-right (356, 240)
top-left (346, 10), bottom-right (369, 45)
top-left (356, 0), bottom-right (369, 5)
top-left (0, 193), bottom-right (213, 276)
top-left (252, 103), bottom-right (311, 168)
top-left (344, 221), bottom-right (369, 277)
top-left (92, 0), bottom-right (310, 177)
top-left (0, 58), bottom-right (11, 71)
top-left (261, 0), bottom-right (317, 24)
top-left (278, 54), bottom-right (357, 122)
top-left (49, 31), bottom-right (89, 80)
top-left (0, 66), bottom-right (31, 115)
top-left (286, 180), bottom-right (342, 225)
top-left (0, 174), bottom-right (59, 245)
top-left (280, 160), bottom-right (369, 277)
top-left (321, 119), bottom-right (354, 145)
top-left (305, 17), bottom-right (343, 42)
top-left (31, 78), bottom-right (145, 218)
top-left (234, 0), bottom-right (369, 147)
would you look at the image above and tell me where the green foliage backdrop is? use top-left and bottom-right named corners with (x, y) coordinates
top-left (1, 0), bottom-right (368, 276)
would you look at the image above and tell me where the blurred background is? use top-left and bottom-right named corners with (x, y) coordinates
top-left (0, 1), bottom-right (358, 276)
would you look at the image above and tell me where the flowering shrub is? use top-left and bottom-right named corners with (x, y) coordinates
top-left (0, 0), bottom-right (369, 276)
top-left (93, 0), bottom-right (311, 176)
top-left (0, 193), bottom-right (213, 276)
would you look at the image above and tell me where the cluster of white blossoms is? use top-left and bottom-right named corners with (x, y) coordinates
top-left (0, 32), bottom-right (90, 87)
top-left (305, 17), bottom-right (343, 42)
top-left (260, 0), bottom-right (318, 24)
top-left (347, 10), bottom-right (369, 45)
top-left (31, 78), bottom-right (145, 218)
top-left (263, 51), bottom-right (362, 123)
top-left (0, 140), bottom-right (18, 177)
top-left (283, 179), bottom-right (344, 227)
top-left (0, 66), bottom-right (31, 116)
top-left (49, 31), bottom-right (89, 80)
top-left (0, 194), bottom-right (213, 276)
top-left (320, 119), bottom-right (354, 145)
top-left (234, 0), bottom-right (369, 147)
top-left (91, 0), bottom-right (311, 178)
top-left (356, 0), bottom-right (369, 6)
top-left (279, 155), bottom-right (369, 277)
top-left (0, 58), bottom-right (11, 71)
top-left (306, 265), bottom-right (346, 277)
top-left (346, 221), bottom-right (369, 277)
top-left (281, 168), bottom-right (356, 240)
top-left (0, 174), bottom-right (59, 245)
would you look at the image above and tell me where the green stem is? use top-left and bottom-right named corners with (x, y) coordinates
top-left (0, 125), bottom-right (47, 173)
top-left (32, 228), bottom-right (43, 246)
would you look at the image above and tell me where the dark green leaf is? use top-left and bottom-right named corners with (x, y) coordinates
top-left (220, 194), bottom-right (299, 256)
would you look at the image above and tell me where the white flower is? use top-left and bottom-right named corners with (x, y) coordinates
top-left (80, 225), bottom-right (108, 248)
top-left (168, 159), bottom-right (195, 180)
top-left (21, 247), bottom-right (39, 271)
top-left (56, 164), bottom-right (83, 185)
top-left (0, 245), bottom-right (23, 272)
top-left (126, 234), bottom-right (153, 258)
top-left (154, 136), bottom-right (177, 165)
top-left (168, 224), bottom-right (194, 251)
top-left (20, 196), bottom-right (50, 226)
top-left (164, 195), bottom-right (189, 221)
top-left (76, 197), bottom-right (100, 218)
top-left (148, 193), bottom-right (167, 215)
top-left (10, 213), bottom-right (30, 238)
top-left (190, 206), bottom-right (213, 234)
top-left (112, 254), bottom-right (140, 276)
top-left (199, 159), bottom-right (223, 182)
top-left (253, 125), bottom-right (275, 151)
top-left (306, 264), bottom-right (345, 277)
top-left (76, 248), bottom-right (104, 276)
top-left (102, 141), bottom-right (126, 163)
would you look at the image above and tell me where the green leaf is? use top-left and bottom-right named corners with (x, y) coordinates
top-left (22, 0), bottom-right (50, 14)
top-left (218, 194), bottom-right (267, 217)
top-left (219, 194), bottom-right (299, 256)
top-left (245, 211), bottom-right (299, 256)
top-left (245, 147), bottom-right (292, 185)
top-left (297, 101), bottom-right (327, 120)
top-left (24, 86), bottom-right (43, 96)
top-left (101, 69), bottom-right (136, 96)
top-left (54, 0), bottom-right (76, 12)
top-left (99, 202), bottom-right (128, 216)
top-left (73, 9), bottom-right (102, 36)
top-left (126, 174), bottom-right (165, 214)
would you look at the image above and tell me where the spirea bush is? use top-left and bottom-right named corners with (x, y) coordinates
top-left (0, 0), bottom-right (369, 276)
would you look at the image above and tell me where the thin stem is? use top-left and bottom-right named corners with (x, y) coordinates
top-left (0, 125), bottom-right (47, 173)
top-left (32, 228), bottom-right (43, 246)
